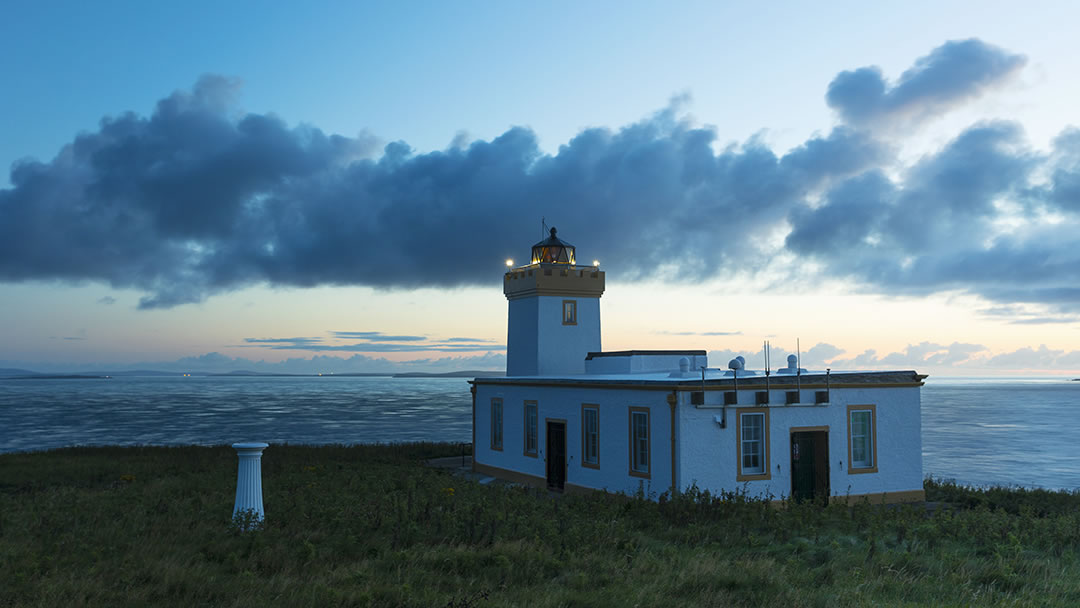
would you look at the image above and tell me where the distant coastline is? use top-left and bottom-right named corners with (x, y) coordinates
top-left (0, 367), bottom-right (502, 379)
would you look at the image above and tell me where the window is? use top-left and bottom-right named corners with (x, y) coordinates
top-left (582, 405), bottom-right (599, 468)
top-left (848, 405), bottom-right (877, 473)
top-left (562, 299), bottom-right (577, 325)
top-left (628, 407), bottom-right (650, 477)
top-left (490, 398), bottom-right (503, 451)
top-left (524, 401), bottom-right (538, 457)
top-left (736, 408), bottom-right (770, 481)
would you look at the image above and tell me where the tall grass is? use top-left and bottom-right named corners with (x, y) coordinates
top-left (2, 445), bottom-right (1080, 606)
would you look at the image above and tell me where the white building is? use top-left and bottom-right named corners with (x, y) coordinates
top-left (471, 229), bottom-right (926, 504)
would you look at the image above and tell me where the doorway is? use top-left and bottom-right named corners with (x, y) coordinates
top-left (790, 428), bottom-right (829, 502)
top-left (546, 420), bottom-right (566, 491)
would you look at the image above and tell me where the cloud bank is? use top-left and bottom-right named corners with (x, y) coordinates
top-left (713, 340), bottom-right (1080, 373)
top-left (2, 38), bottom-right (1077, 321)
top-left (239, 331), bottom-right (502, 353)
top-left (825, 38), bottom-right (1026, 129)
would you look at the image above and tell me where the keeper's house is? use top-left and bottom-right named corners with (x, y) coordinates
top-left (470, 229), bottom-right (926, 504)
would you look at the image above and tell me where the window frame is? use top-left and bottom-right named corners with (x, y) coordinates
top-left (490, 397), bottom-right (503, 451)
top-left (628, 406), bottom-right (650, 478)
top-left (523, 400), bottom-right (538, 458)
top-left (582, 404), bottom-right (600, 469)
top-left (736, 407), bottom-right (771, 481)
top-left (562, 299), bottom-right (577, 325)
top-left (847, 404), bottom-right (878, 474)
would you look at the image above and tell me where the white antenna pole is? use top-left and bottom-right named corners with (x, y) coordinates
top-left (796, 338), bottom-right (801, 398)
top-left (764, 340), bottom-right (770, 402)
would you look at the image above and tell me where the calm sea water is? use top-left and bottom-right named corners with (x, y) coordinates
top-left (1, 375), bottom-right (1078, 490)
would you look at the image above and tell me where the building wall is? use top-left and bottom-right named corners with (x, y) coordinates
top-left (536, 296), bottom-right (600, 376)
top-left (585, 353), bottom-right (708, 375)
top-left (505, 298), bottom-right (538, 376)
top-left (678, 386), bottom-right (923, 501)
top-left (473, 382), bottom-right (672, 496)
top-left (506, 295), bottom-right (601, 376)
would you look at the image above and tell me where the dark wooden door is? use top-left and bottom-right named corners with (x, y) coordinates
top-left (791, 431), bottom-right (829, 501)
top-left (546, 421), bottom-right (566, 491)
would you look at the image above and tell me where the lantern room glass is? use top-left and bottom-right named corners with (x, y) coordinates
top-left (530, 227), bottom-right (576, 265)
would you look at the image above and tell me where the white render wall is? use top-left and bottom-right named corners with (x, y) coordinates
top-left (506, 295), bottom-right (601, 376)
top-left (473, 382), bottom-right (672, 496)
top-left (677, 386), bottom-right (923, 500)
top-left (505, 298), bottom-right (538, 376)
top-left (585, 353), bottom-right (708, 375)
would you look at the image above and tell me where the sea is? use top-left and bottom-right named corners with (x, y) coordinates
top-left (1, 375), bottom-right (1078, 490)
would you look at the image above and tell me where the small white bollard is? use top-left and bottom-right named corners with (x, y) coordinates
top-left (232, 442), bottom-right (268, 529)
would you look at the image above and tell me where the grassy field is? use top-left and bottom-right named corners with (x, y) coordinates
top-left (2, 444), bottom-right (1080, 607)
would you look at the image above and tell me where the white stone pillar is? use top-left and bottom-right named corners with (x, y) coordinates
top-left (232, 442), bottom-right (268, 528)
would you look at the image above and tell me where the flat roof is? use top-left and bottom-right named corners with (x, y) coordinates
top-left (471, 370), bottom-right (926, 389)
top-left (585, 350), bottom-right (707, 360)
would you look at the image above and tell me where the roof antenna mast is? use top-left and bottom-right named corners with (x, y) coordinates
top-left (764, 340), bottom-right (771, 399)
top-left (796, 338), bottom-right (802, 399)
top-left (541, 217), bottom-right (547, 240)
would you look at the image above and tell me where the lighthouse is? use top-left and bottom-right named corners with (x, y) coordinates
top-left (474, 226), bottom-right (925, 504)
top-left (503, 227), bottom-right (605, 376)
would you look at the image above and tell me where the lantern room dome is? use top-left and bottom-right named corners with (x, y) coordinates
top-left (531, 227), bottom-right (576, 265)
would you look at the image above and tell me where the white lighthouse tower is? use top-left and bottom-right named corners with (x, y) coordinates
top-left (504, 227), bottom-right (605, 376)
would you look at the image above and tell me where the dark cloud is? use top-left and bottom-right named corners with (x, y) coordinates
top-left (1045, 127), bottom-right (1080, 213)
top-left (97, 296), bottom-right (117, 305)
top-left (979, 304), bottom-right (1080, 325)
top-left (243, 337), bottom-right (323, 347)
top-left (1009, 317), bottom-right (1080, 325)
top-left (0, 76), bottom-right (884, 308)
top-left (2, 39), bottom-right (1075, 320)
top-left (826, 39), bottom-right (1026, 128)
top-left (443, 337), bottom-right (500, 343)
top-left (784, 119), bottom-right (1080, 315)
top-left (330, 331), bottom-right (426, 342)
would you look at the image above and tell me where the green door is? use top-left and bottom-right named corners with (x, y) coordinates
top-left (791, 431), bottom-right (829, 501)
top-left (546, 421), bottom-right (566, 491)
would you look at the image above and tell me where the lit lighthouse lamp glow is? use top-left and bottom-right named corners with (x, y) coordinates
top-left (531, 227), bottom-right (575, 264)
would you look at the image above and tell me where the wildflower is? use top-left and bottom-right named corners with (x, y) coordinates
top-left (442, 487), bottom-right (455, 497)
top-left (119, 474), bottom-right (136, 483)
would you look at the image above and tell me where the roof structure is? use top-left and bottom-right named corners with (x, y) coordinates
top-left (472, 370), bottom-right (927, 388)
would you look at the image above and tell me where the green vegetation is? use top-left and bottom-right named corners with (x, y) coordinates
top-left (3, 445), bottom-right (1080, 607)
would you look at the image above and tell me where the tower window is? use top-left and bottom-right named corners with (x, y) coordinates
top-left (563, 300), bottom-right (577, 325)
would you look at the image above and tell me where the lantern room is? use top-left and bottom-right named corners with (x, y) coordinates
top-left (531, 227), bottom-right (576, 265)
top-left (504, 226), bottom-right (603, 376)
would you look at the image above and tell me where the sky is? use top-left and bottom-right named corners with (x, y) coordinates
top-left (2, 1), bottom-right (1080, 376)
